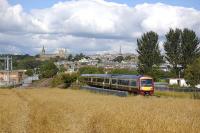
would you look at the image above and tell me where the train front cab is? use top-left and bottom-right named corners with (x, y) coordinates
top-left (139, 77), bottom-right (154, 96)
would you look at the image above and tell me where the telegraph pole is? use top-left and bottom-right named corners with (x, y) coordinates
top-left (0, 56), bottom-right (13, 86)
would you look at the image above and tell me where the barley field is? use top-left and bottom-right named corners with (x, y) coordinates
top-left (0, 88), bottom-right (200, 133)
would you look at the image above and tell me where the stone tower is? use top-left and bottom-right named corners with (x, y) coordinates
top-left (41, 45), bottom-right (45, 55)
top-left (119, 45), bottom-right (122, 55)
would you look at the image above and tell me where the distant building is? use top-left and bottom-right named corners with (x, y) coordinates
top-left (55, 61), bottom-right (79, 73)
top-left (38, 46), bottom-right (69, 61)
top-left (0, 70), bottom-right (26, 86)
top-left (169, 78), bottom-right (188, 87)
top-left (169, 78), bottom-right (200, 88)
top-left (89, 53), bottom-right (138, 63)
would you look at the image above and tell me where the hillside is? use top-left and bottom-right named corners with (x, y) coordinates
top-left (0, 88), bottom-right (200, 133)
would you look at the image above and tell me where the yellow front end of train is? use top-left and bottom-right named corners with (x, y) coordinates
top-left (140, 77), bottom-right (154, 95)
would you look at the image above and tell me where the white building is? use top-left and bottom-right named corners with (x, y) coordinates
top-left (169, 78), bottom-right (188, 87)
top-left (169, 78), bottom-right (200, 88)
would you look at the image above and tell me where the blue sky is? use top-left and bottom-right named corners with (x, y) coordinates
top-left (8, 0), bottom-right (200, 11)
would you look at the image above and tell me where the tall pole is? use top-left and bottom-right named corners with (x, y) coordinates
top-left (7, 56), bottom-right (10, 85)
top-left (11, 57), bottom-right (13, 71)
top-left (4, 58), bottom-right (6, 71)
top-left (0, 56), bottom-right (13, 86)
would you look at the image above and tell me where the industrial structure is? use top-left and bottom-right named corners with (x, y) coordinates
top-left (0, 56), bottom-right (26, 87)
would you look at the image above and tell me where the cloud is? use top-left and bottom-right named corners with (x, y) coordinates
top-left (0, 0), bottom-right (200, 55)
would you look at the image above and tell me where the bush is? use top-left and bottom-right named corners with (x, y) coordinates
top-left (79, 66), bottom-right (104, 74)
top-left (185, 58), bottom-right (200, 87)
top-left (40, 61), bottom-right (58, 78)
top-left (25, 69), bottom-right (33, 76)
top-left (147, 68), bottom-right (176, 82)
top-left (52, 73), bottom-right (78, 88)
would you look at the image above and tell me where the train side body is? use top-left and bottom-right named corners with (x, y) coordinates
top-left (80, 74), bottom-right (154, 95)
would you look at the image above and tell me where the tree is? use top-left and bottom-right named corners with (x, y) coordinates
top-left (184, 58), bottom-right (200, 87)
top-left (164, 28), bottom-right (182, 76)
top-left (73, 53), bottom-right (86, 61)
top-left (40, 61), bottom-right (59, 78)
top-left (25, 69), bottom-right (34, 76)
top-left (137, 31), bottom-right (163, 74)
top-left (16, 57), bottom-right (41, 69)
top-left (95, 58), bottom-right (102, 63)
top-left (113, 56), bottom-right (124, 63)
top-left (79, 66), bottom-right (104, 74)
top-left (124, 55), bottom-right (132, 61)
top-left (181, 28), bottom-right (200, 71)
top-left (67, 54), bottom-right (73, 61)
top-left (59, 65), bottom-right (67, 73)
top-left (52, 73), bottom-right (78, 88)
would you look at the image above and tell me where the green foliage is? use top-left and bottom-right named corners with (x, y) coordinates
top-left (164, 28), bottom-right (200, 77)
top-left (59, 65), bottom-right (67, 73)
top-left (164, 28), bottom-right (182, 76)
top-left (67, 54), bottom-right (73, 61)
top-left (181, 28), bottom-right (200, 70)
top-left (15, 57), bottom-right (41, 70)
top-left (95, 58), bottom-right (102, 63)
top-left (73, 53), bottom-right (86, 61)
top-left (52, 73), bottom-right (78, 88)
top-left (124, 55), bottom-right (132, 61)
top-left (79, 66), bottom-right (104, 74)
top-left (147, 68), bottom-right (176, 82)
top-left (154, 91), bottom-right (191, 98)
top-left (0, 54), bottom-right (42, 70)
top-left (146, 68), bottom-right (164, 82)
top-left (137, 31), bottom-right (163, 74)
top-left (25, 69), bottom-right (34, 76)
top-left (40, 61), bottom-right (59, 78)
top-left (108, 68), bottom-right (138, 75)
top-left (184, 58), bottom-right (200, 87)
top-left (113, 56), bottom-right (124, 63)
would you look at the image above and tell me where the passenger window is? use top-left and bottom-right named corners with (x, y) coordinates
top-left (131, 80), bottom-right (136, 86)
top-left (105, 79), bottom-right (109, 83)
top-left (118, 80), bottom-right (129, 85)
top-left (112, 79), bottom-right (117, 84)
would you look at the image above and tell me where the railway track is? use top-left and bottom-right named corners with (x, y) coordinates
top-left (81, 86), bottom-right (129, 97)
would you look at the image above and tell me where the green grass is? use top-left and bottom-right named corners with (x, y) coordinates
top-left (154, 90), bottom-right (200, 99)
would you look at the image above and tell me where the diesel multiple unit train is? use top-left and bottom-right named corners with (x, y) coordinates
top-left (81, 74), bottom-right (154, 95)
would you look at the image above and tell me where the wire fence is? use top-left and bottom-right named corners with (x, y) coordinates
top-left (154, 82), bottom-right (200, 92)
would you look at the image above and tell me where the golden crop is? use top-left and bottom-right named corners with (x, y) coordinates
top-left (0, 88), bottom-right (200, 133)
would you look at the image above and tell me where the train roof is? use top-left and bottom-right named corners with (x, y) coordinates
top-left (81, 74), bottom-right (112, 78)
top-left (81, 74), bottom-right (144, 79)
top-left (111, 75), bottom-right (143, 79)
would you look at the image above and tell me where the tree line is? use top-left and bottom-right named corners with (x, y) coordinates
top-left (137, 28), bottom-right (200, 86)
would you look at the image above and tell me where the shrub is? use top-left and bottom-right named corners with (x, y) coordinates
top-left (52, 73), bottom-right (78, 88)
top-left (25, 69), bottom-right (33, 76)
top-left (40, 61), bottom-right (58, 78)
top-left (79, 66), bottom-right (104, 74)
top-left (185, 58), bottom-right (200, 87)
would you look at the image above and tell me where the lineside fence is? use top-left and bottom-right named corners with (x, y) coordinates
top-left (154, 82), bottom-right (200, 92)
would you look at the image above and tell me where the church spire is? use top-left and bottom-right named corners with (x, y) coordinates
top-left (119, 45), bottom-right (122, 55)
top-left (42, 45), bottom-right (45, 55)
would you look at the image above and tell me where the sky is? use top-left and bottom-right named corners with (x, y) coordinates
top-left (8, 0), bottom-right (200, 11)
top-left (0, 0), bottom-right (200, 55)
